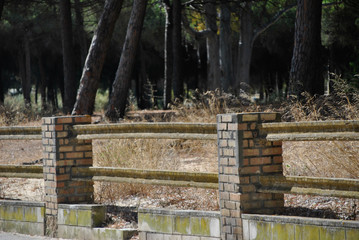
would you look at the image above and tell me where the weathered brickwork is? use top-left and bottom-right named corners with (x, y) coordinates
top-left (42, 116), bottom-right (93, 235)
top-left (217, 113), bottom-right (284, 240)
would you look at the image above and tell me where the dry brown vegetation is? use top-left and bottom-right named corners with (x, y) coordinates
top-left (0, 75), bottom-right (359, 219)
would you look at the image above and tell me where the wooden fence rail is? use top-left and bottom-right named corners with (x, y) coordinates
top-left (260, 120), bottom-right (359, 141)
top-left (0, 122), bottom-right (217, 140)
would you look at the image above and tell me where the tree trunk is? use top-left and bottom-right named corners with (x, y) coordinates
top-left (204, 0), bottom-right (220, 91)
top-left (60, 0), bottom-right (77, 113)
top-left (74, 0), bottom-right (88, 66)
top-left (236, 3), bottom-right (254, 89)
top-left (220, 2), bottom-right (233, 92)
top-left (72, 0), bottom-right (124, 115)
top-left (0, 0), bottom-right (4, 104)
top-left (105, 0), bottom-right (148, 121)
top-left (137, 43), bottom-right (152, 109)
top-left (0, 65), bottom-right (3, 104)
top-left (23, 34), bottom-right (32, 105)
top-left (172, 0), bottom-right (183, 99)
top-left (38, 55), bottom-right (47, 111)
top-left (289, 0), bottom-right (323, 96)
top-left (0, 0), bottom-right (4, 20)
top-left (163, 0), bottom-right (173, 109)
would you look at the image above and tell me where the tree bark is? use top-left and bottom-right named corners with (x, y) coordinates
top-left (0, 0), bottom-right (4, 20)
top-left (204, 0), bottom-right (220, 91)
top-left (38, 55), bottom-right (47, 111)
top-left (0, 64), bottom-right (3, 104)
top-left (236, 3), bottom-right (254, 89)
top-left (105, 0), bottom-right (148, 121)
top-left (172, 0), bottom-right (183, 99)
top-left (22, 33), bottom-right (32, 105)
top-left (74, 0), bottom-right (88, 66)
top-left (0, 0), bottom-right (4, 104)
top-left (163, 0), bottom-right (173, 109)
top-left (72, 0), bottom-right (124, 115)
top-left (289, 0), bottom-right (323, 96)
top-left (60, 0), bottom-right (77, 113)
top-left (220, 2), bottom-right (233, 92)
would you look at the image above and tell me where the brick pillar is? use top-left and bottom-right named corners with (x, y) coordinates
top-left (217, 113), bottom-right (284, 240)
top-left (42, 116), bottom-right (93, 236)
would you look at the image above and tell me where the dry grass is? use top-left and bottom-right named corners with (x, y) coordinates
top-left (93, 138), bottom-right (218, 207)
top-left (1, 74), bottom-right (359, 214)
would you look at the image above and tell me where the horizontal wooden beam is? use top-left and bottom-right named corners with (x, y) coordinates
top-left (73, 167), bottom-right (218, 183)
top-left (73, 122), bottom-right (217, 135)
top-left (260, 120), bottom-right (359, 133)
top-left (74, 176), bottom-right (218, 189)
top-left (0, 165), bottom-right (43, 179)
top-left (0, 126), bottom-right (41, 135)
top-left (77, 133), bottom-right (217, 140)
top-left (0, 135), bottom-right (42, 140)
top-left (266, 132), bottom-right (359, 141)
top-left (259, 175), bottom-right (359, 199)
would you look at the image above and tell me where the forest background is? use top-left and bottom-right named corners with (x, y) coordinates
top-left (0, 0), bottom-right (358, 121)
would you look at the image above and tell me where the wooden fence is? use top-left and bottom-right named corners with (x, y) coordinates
top-left (0, 121), bottom-right (218, 189)
top-left (1, 114), bottom-right (359, 239)
top-left (258, 120), bottom-right (359, 199)
top-left (0, 119), bottom-right (359, 197)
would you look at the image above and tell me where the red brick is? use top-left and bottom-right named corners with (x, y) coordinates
top-left (243, 149), bottom-right (259, 157)
top-left (56, 117), bottom-right (73, 124)
top-left (65, 152), bottom-right (83, 159)
top-left (262, 165), bottom-right (282, 173)
top-left (55, 125), bottom-right (63, 131)
top-left (242, 114), bottom-right (258, 122)
top-left (76, 158), bottom-right (93, 166)
top-left (243, 131), bottom-right (253, 139)
top-left (273, 156), bottom-right (283, 163)
top-left (261, 147), bottom-right (282, 156)
top-left (59, 146), bottom-right (73, 152)
top-left (56, 132), bottom-right (68, 138)
top-left (239, 176), bottom-right (250, 184)
top-left (74, 116), bottom-right (91, 123)
top-left (240, 184), bottom-right (256, 193)
top-left (250, 157), bottom-right (272, 165)
top-left (264, 200), bottom-right (284, 208)
top-left (272, 141), bottom-right (282, 146)
top-left (240, 166), bottom-right (260, 175)
top-left (238, 123), bottom-right (248, 130)
top-left (55, 174), bottom-right (70, 181)
top-left (250, 193), bottom-right (272, 200)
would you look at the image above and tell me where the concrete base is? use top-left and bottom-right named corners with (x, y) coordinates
top-left (242, 214), bottom-right (359, 240)
top-left (0, 200), bottom-right (45, 236)
top-left (139, 208), bottom-right (220, 240)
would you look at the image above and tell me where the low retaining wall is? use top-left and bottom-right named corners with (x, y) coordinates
top-left (0, 201), bottom-right (137, 239)
top-left (138, 208), bottom-right (220, 239)
top-left (0, 200), bottom-right (45, 236)
top-left (242, 214), bottom-right (359, 240)
top-left (57, 204), bottom-right (137, 240)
